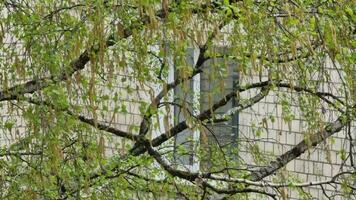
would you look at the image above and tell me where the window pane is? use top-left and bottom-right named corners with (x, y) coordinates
top-left (200, 56), bottom-right (239, 168)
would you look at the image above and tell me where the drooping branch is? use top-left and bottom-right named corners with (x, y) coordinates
top-left (0, 49), bottom-right (93, 101)
top-left (204, 171), bottom-right (355, 188)
top-left (25, 98), bottom-right (137, 140)
top-left (130, 81), bottom-right (272, 156)
top-left (210, 40), bottom-right (320, 64)
top-left (202, 182), bottom-right (278, 200)
top-left (137, 119), bottom-right (354, 199)
top-left (0, 25), bottom-right (131, 102)
top-left (141, 135), bottom-right (278, 199)
top-left (249, 107), bottom-right (355, 181)
top-left (276, 83), bottom-right (346, 109)
top-left (207, 87), bottom-right (271, 123)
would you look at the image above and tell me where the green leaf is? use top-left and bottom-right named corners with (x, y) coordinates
top-left (4, 121), bottom-right (15, 131)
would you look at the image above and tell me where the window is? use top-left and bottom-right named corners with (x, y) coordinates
top-left (173, 47), bottom-right (239, 170)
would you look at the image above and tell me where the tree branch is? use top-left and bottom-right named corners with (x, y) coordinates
top-left (142, 136), bottom-right (277, 199)
top-left (130, 81), bottom-right (271, 155)
top-left (249, 107), bottom-right (355, 181)
top-left (0, 26), bottom-right (130, 102)
top-left (24, 98), bottom-right (137, 140)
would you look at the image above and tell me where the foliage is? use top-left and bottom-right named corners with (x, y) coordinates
top-left (0, 0), bottom-right (355, 199)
